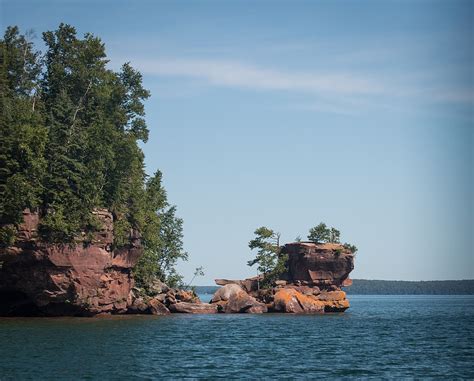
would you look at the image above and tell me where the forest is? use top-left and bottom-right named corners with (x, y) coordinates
top-left (0, 24), bottom-right (187, 289)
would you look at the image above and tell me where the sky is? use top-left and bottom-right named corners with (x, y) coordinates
top-left (2, 0), bottom-right (473, 285)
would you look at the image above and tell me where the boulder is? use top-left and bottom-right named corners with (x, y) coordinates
top-left (211, 284), bottom-right (267, 313)
top-left (127, 297), bottom-right (149, 314)
top-left (316, 290), bottom-right (346, 301)
top-left (148, 280), bottom-right (170, 296)
top-left (215, 276), bottom-right (262, 292)
top-left (169, 302), bottom-right (217, 314)
top-left (210, 284), bottom-right (243, 303)
top-left (224, 289), bottom-right (267, 314)
top-left (148, 298), bottom-right (170, 315)
top-left (323, 299), bottom-right (350, 312)
top-left (273, 288), bottom-right (324, 314)
top-left (175, 289), bottom-right (200, 303)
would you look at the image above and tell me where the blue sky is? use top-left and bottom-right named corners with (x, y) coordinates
top-left (2, 0), bottom-right (473, 284)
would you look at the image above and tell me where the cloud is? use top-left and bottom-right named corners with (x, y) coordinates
top-left (131, 58), bottom-right (385, 96)
top-left (118, 57), bottom-right (473, 115)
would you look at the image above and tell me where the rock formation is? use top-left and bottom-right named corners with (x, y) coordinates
top-left (211, 242), bottom-right (354, 314)
top-left (0, 209), bottom-right (216, 316)
top-left (281, 242), bottom-right (354, 287)
top-left (0, 209), bottom-right (141, 316)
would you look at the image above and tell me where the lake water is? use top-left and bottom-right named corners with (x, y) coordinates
top-left (1, 295), bottom-right (473, 379)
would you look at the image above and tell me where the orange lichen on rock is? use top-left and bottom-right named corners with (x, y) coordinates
top-left (316, 290), bottom-right (346, 301)
top-left (273, 288), bottom-right (324, 313)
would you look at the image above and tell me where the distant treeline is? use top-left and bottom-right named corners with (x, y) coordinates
top-left (345, 279), bottom-right (474, 295)
top-left (195, 280), bottom-right (474, 295)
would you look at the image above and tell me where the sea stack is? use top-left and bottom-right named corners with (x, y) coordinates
top-left (212, 242), bottom-right (354, 313)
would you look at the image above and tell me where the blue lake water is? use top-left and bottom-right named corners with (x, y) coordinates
top-left (1, 295), bottom-right (473, 379)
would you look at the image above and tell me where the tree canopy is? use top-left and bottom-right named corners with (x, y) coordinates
top-left (0, 24), bottom-right (189, 292)
top-left (248, 227), bottom-right (287, 288)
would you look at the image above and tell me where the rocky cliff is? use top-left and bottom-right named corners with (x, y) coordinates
top-left (0, 209), bottom-right (142, 316)
top-left (281, 242), bottom-right (354, 287)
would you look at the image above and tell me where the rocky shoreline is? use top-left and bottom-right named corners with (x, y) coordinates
top-left (0, 210), bottom-right (354, 316)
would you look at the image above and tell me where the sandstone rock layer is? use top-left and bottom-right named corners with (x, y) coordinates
top-left (282, 242), bottom-right (354, 287)
top-left (0, 209), bottom-right (141, 316)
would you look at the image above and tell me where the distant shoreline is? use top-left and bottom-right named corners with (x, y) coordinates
top-left (195, 279), bottom-right (474, 295)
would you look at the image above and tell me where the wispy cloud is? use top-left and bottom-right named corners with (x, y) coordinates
top-left (121, 57), bottom-right (473, 115)
top-left (132, 58), bottom-right (384, 96)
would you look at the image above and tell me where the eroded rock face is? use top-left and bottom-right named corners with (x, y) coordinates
top-left (281, 242), bottom-right (354, 287)
top-left (0, 209), bottom-right (142, 316)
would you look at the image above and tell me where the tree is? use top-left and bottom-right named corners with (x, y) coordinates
top-left (185, 266), bottom-right (205, 290)
top-left (0, 26), bottom-right (47, 230)
top-left (329, 227), bottom-right (340, 243)
top-left (307, 222), bottom-right (330, 243)
top-left (248, 227), bottom-right (281, 278)
top-left (134, 171), bottom-right (189, 291)
top-left (1, 24), bottom-right (190, 291)
top-left (343, 243), bottom-right (358, 254)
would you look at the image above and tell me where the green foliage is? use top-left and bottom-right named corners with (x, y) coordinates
top-left (343, 243), bottom-right (358, 254)
top-left (1, 25), bottom-right (189, 293)
top-left (0, 26), bottom-right (47, 225)
top-left (0, 225), bottom-right (17, 248)
top-left (307, 222), bottom-right (330, 243)
top-left (133, 171), bottom-right (189, 292)
top-left (0, 24), bottom-right (151, 243)
top-left (260, 253), bottom-right (288, 289)
top-left (184, 266), bottom-right (205, 290)
top-left (248, 226), bottom-right (284, 287)
top-left (329, 227), bottom-right (340, 243)
top-left (308, 223), bottom-right (341, 243)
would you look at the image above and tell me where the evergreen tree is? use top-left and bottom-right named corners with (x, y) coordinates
top-left (329, 227), bottom-right (341, 243)
top-left (134, 171), bottom-right (188, 291)
top-left (307, 222), bottom-right (330, 243)
top-left (248, 227), bottom-right (281, 276)
top-left (0, 27), bottom-right (47, 232)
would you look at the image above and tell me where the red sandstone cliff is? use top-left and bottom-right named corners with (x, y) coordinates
top-left (0, 209), bottom-right (142, 316)
top-left (281, 242), bottom-right (354, 287)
